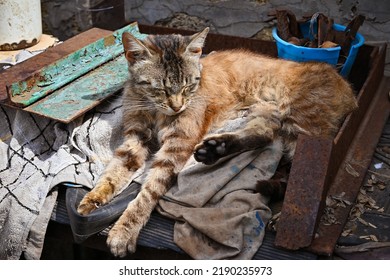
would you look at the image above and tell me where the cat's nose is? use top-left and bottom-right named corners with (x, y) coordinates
top-left (168, 94), bottom-right (184, 114)
top-left (171, 105), bottom-right (183, 112)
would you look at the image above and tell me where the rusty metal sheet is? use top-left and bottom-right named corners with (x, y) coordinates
top-left (274, 43), bottom-right (388, 253)
top-left (307, 43), bottom-right (387, 255)
top-left (6, 22), bottom-right (144, 108)
top-left (274, 135), bottom-right (333, 250)
top-left (310, 75), bottom-right (390, 256)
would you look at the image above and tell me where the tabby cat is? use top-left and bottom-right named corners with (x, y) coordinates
top-left (77, 27), bottom-right (357, 257)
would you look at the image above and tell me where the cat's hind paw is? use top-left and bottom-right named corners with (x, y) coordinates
top-left (194, 134), bottom-right (234, 165)
top-left (107, 224), bottom-right (137, 257)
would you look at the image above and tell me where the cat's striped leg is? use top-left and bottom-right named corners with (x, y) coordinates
top-left (106, 119), bottom-right (202, 257)
top-left (77, 135), bottom-right (149, 215)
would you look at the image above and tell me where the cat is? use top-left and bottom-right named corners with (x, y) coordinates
top-left (77, 27), bottom-right (357, 257)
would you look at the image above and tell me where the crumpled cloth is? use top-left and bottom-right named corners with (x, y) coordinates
top-left (156, 140), bottom-right (283, 260)
top-left (0, 95), bottom-right (124, 260)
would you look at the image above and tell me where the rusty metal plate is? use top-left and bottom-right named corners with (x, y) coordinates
top-left (274, 135), bottom-right (333, 250)
top-left (310, 75), bottom-right (390, 256)
top-left (275, 43), bottom-right (389, 254)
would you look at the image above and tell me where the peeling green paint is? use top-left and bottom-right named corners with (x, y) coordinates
top-left (26, 55), bottom-right (129, 122)
top-left (8, 23), bottom-right (146, 108)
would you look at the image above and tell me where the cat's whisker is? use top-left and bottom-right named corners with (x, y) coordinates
top-left (186, 98), bottom-right (205, 110)
top-left (123, 99), bottom-right (155, 110)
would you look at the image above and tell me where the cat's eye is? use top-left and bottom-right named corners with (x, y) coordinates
top-left (185, 84), bottom-right (197, 92)
top-left (155, 89), bottom-right (168, 96)
top-left (182, 86), bottom-right (190, 94)
top-left (137, 80), bottom-right (150, 86)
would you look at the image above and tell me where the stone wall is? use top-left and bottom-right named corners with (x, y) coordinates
top-left (41, 0), bottom-right (390, 72)
top-left (41, 0), bottom-right (126, 40)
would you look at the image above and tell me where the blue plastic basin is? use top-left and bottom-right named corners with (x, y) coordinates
top-left (272, 22), bottom-right (364, 77)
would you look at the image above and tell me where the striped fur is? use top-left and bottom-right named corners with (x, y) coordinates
top-left (77, 28), bottom-right (357, 257)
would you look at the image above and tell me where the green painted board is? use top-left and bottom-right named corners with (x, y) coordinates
top-left (9, 23), bottom-right (147, 123)
top-left (8, 22), bottom-right (146, 108)
top-left (25, 55), bottom-right (128, 123)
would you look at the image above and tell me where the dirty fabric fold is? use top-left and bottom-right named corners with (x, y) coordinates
top-left (0, 95), bottom-right (124, 260)
top-left (156, 141), bottom-right (283, 259)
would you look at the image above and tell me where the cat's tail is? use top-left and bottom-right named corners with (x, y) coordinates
top-left (256, 179), bottom-right (287, 201)
top-left (255, 162), bottom-right (291, 201)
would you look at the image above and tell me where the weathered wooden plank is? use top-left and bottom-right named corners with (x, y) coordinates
top-left (7, 23), bottom-right (144, 108)
top-left (25, 55), bottom-right (128, 123)
top-left (0, 28), bottom-right (112, 103)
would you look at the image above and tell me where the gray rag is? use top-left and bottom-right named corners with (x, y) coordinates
top-left (156, 141), bottom-right (283, 259)
top-left (0, 95), bottom-right (124, 259)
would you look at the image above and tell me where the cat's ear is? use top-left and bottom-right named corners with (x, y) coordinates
top-left (122, 32), bottom-right (152, 64)
top-left (185, 27), bottom-right (209, 57)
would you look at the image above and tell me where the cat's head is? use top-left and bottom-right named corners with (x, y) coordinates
top-left (122, 28), bottom-right (209, 116)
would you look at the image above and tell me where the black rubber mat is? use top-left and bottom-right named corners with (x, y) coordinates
top-left (51, 185), bottom-right (317, 260)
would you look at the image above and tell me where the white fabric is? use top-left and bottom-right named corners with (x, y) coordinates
top-left (0, 94), bottom-right (124, 259)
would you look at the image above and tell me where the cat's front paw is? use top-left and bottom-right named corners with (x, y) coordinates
top-left (107, 224), bottom-right (137, 257)
top-left (77, 192), bottom-right (104, 215)
top-left (194, 134), bottom-right (234, 165)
